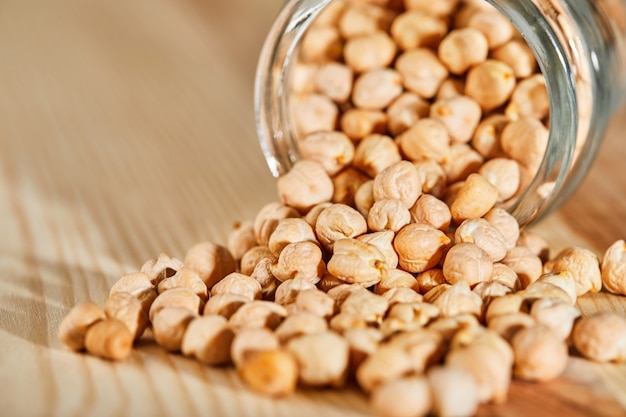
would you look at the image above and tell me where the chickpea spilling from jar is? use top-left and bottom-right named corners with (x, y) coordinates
top-left (59, 0), bottom-right (626, 416)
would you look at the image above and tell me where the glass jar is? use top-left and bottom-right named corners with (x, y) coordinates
top-left (254, 0), bottom-right (626, 226)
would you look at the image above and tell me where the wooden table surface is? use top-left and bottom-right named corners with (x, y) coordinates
top-left (1, 1), bottom-right (625, 416)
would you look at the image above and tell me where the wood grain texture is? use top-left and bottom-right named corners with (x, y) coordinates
top-left (0, 1), bottom-right (624, 416)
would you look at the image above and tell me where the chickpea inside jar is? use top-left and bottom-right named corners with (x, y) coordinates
top-left (255, 0), bottom-right (626, 227)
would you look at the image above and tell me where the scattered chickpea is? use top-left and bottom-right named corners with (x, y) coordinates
top-left (386, 92), bottom-right (430, 136)
top-left (427, 365), bottom-right (480, 417)
top-left (543, 246), bottom-right (602, 296)
top-left (58, 302), bottom-right (106, 351)
top-left (340, 109), bottom-right (388, 141)
top-left (286, 331), bottom-right (350, 388)
top-left (238, 349), bottom-right (298, 397)
top-left (352, 69), bottom-right (403, 110)
top-left (395, 48), bottom-right (449, 99)
top-left (181, 314), bottom-right (235, 365)
top-left (394, 223), bottom-right (451, 273)
top-left (413, 160), bottom-right (447, 199)
top-left (572, 312), bottom-right (626, 363)
top-left (410, 194), bottom-right (452, 231)
top-left (353, 133), bottom-right (402, 178)
top-left (600, 239), bottom-right (626, 296)
top-left (465, 60), bottom-right (516, 111)
top-left (84, 318), bottom-right (133, 361)
top-left (430, 95), bottom-right (482, 144)
top-left (230, 327), bottom-right (280, 369)
top-left (298, 131), bottom-right (355, 176)
top-left (454, 218), bottom-right (507, 262)
top-left (277, 160), bottom-right (334, 213)
top-left (511, 324), bottom-right (569, 381)
top-left (210, 272), bottom-right (263, 301)
top-left (396, 118), bottom-right (451, 164)
top-left (443, 242), bottom-right (494, 286)
top-left (332, 167), bottom-right (370, 206)
top-left (316, 203), bottom-right (368, 251)
top-left (274, 312), bottom-right (329, 343)
top-left (253, 202), bottom-right (300, 247)
top-left (328, 238), bottom-right (387, 287)
top-left (373, 160), bottom-right (423, 209)
top-left (148, 287), bottom-right (203, 322)
top-left (184, 241), bottom-right (237, 289)
top-left (416, 268), bottom-right (446, 294)
top-left (370, 376), bottom-right (432, 417)
top-left (501, 246), bottom-right (543, 289)
top-left (505, 74), bottom-right (549, 120)
top-left (529, 297), bottom-right (581, 341)
top-left (203, 293), bottom-right (249, 319)
top-left (228, 300), bottom-right (287, 332)
top-left (450, 172), bottom-right (501, 223)
top-left (151, 307), bottom-right (196, 352)
top-left (390, 10), bottom-right (448, 50)
top-left (271, 241), bottom-right (325, 284)
top-left (315, 62), bottom-right (354, 103)
top-left (104, 292), bottom-right (148, 340)
top-left (157, 267), bottom-right (208, 301)
top-left (140, 253), bottom-right (183, 285)
top-left (358, 230), bottom-right (399, 269)
top-left (344, 31), bottom-right (397, 73)
top-left (491, 39), bottom-right (537, 78)
top-left (438, 28), bottom-right (488, 75)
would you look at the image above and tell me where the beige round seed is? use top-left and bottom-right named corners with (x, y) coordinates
top-left (491, 39), bottom-right (537, 78)
top-left (271, 241), bottom-right (325, 284)
top-left (505, 74), bottom-right (549, 120)
top-left (572, 312), bottom-right (626, 363)
top-left (253, 202), bottom-right (300, 247)
top-left (543, 246), bottom-right (602, 296)
top-left (352, 69), bottom-right (403, 110)
top-left (344, 31), bottom-right (397, 73)
top-left (478, 158), bottom-right (521, 203)
top-left (230, 327), bottom-right (280, 369)
top-left (149, 287), bottom-right (203, 322)
top-left (277, 160), bottom-right (334, 212)
top-left (430, 95), bottom-right (482, 144)
top-left (438, 28), bottom-right (489, 75)
top-left (370, 376), bottom-right (432, 417)
top-left (483, 208), bottom-right (520, 251)
top-left (373, 161), bottom-right (422, 209)
top-left (414, 160), bottom-right (447, 199)
top-left (512, 325), bottom-right (569, 381)
top-left (443, 242), bottom-right (494, 286)
top-left (151, 307), bottom-right (196, 352)
top-left (465, 60), bottom-right (516, 111)
top-left (315, 62), bottom-right (353, 103)
top-left (104, 292), bottom-right (149, 341)
top-left (450, 173), bottom-right (499, 223)
top-left (157, 267), bottom-right (208, 301)
top-left (394, 223), bottom-right (451, 273)
top-left (353, 133), bottom-right (402, 178)
top-left (390, 10), bottom-right (448, 50)
top-left (298, 131), bottom-right (355, 176)
top-left (530, 297), bottom-right (581, 341)
top-left (268, 217), bottom-right (317, 256)
top-left (396, 48), bottom-right (449, 99)
top-left (600, 239), bottom-right (626, 296)
top-left (140, 253), bottom-right (184, 285)
top-left (500, 117), bottom-right (549, 171)
top-left (274, 276), bottom-right (317, 306)
top-left (502, 246), bottom-right (543, 289)
top-left (416, 269), bottom-right (446, 295)
top-left (286, 331), bottom-right (350, 388)
top-left (405, 0), bottom-right (460, 17)
top-left (182, 315), bottom-right (234, 365)
top-left (240, 246), bottom-right (275, 276)
top-left (442, 143), bottom-right (484, 184)
top-left (203, 293), bottom-right (249, 319)
top-left (210, 272), bottom-right (263, 301)
top-left (517, 230), bottom-right (551, 263)
top-left (455, 218), bottom-right (507, 262)
top-left (471, 113), bottom-right (510, 159)
top-left (238, 349), bottom-right (298, 397)
top-left (467, 9), bottom-right (515, 49)
top-left (227, 221), bottom-right (257, 262)
top-left (291, 93), bottom-right (338, 137)
top-left (410, 194), bottom-right (451, 231)
top-left (184, 241), bottom-right (237, 289)
top-left (58, 301), bottom-right (106, 351)
top-left (338, 2), bottom-right (393, 38)
top-left (367, 199), bottom-right (411, 232)
top-left (332, 167), bottom-right (370, 207)
top-left (300, 26), bottom-right (342, 63)
top-left (386, 92), bottom-right (430, 136)
top-left (340, 109), bottom-right (388, 141)
top-left (358, 230), bottom-right (399, 269)
top-left (315, 203), bottom-right (368, 251)
top-left (228, 300), bottom-right (287, 332)
top-left (84, 318), bottom-right (133, 361)
top-left (427, 365), bottom-right (479, 417)
top-left (109, 272), bottom-right (157, 313)
top-left (327, 238), bottom-right (387, 287)
top-left (397, 118), bottom-right (451, 164)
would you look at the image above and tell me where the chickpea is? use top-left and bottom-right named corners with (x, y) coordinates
top-left (502, 246), bottom-right (543, 289)
top-left (483, 208), bottom-right (520, 251)
top-left (390, 10), bottom-right (448, 50)
top-left (373, 160), bottom-right (423, 209)
top-left (454, 218), bottom-right (507, 262)
top-left (327, 238), bottom-right (387, 287)
top-left (397, 118), bottom-right (451, 164)
top-left (370, 376), bottom-right (432, 417)
top-left (271, 241), bottom-right (325, 284)
top-left (442, 242), bottom-right (494, 286)
top-left (572, 312), bottom-right (626, 363)
top-left (332, 167), bottom-right (370, 207)
top-left (340, 109), bottom-right (388, 141)
top-left (386, 92), bottom-right (430, 136)
top-left (338, 2), bottom-right (394, 38)
top-left (492, 39), bottom-right (537, 78)
top-left (600, 239), bottom-right (626, 296)
top-left (438, 28), bottom-right (489, 75)
top-left (543, 246), bottom-right (602, 296)
top-left (500, 117), bottom-right (549, 172)
top-left (354, 179), bottom-right (375, 218)
top-left (430, 95), bottom-right (482, 144)
top-left (367, 199), bottom-right (411, 232)
top-left (511, 325), bottom-right (569, 381)
top-left (344, 31), bottom-right (397, 73)
top-left (396, 48), bottom-right (449, 99)
top-left (277, 160), bottom-right (334, 213)
top-left (394, 223), bottom-right (451, 273)
top-left (471, 113), bottom-right (510, 159)
top-left (467, 9), bottom-right (515, 49)
top-left (298, 131), bottom-right (355, 176)
top-left (505, 74), bottom-right (550, 121)
top-left (414, 160), bottom-right (447, 199)
top-left (314, 62), bottom-right (353, 103)
top-left (300, 26), bottom-right (342, 63)
top-left (291, 93), bottom-right (338, 137)
top-left (358, 230), bottom-right (399, 269)
top-left (449, 173), bottom-right (499, 223)
top-left (267, 217), bottom-right (317, 256)
top-left (315, 203), bottom-right (368, 251)
top-left (352, 69), bottom-right (403, 110)
top-left (353, 133), bottom-right (402, 178)
top-left (478, 158), bottom-right (521, 203)
top-left (442, 143), bottom-right (484, 184)
top-left (465, 60), bottom-right (516, 111)
top-left (410, 194), bottom-right (452, 231)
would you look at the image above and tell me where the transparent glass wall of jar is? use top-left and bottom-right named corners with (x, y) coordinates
top-left (254, 0), bottom-right (626, 226)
